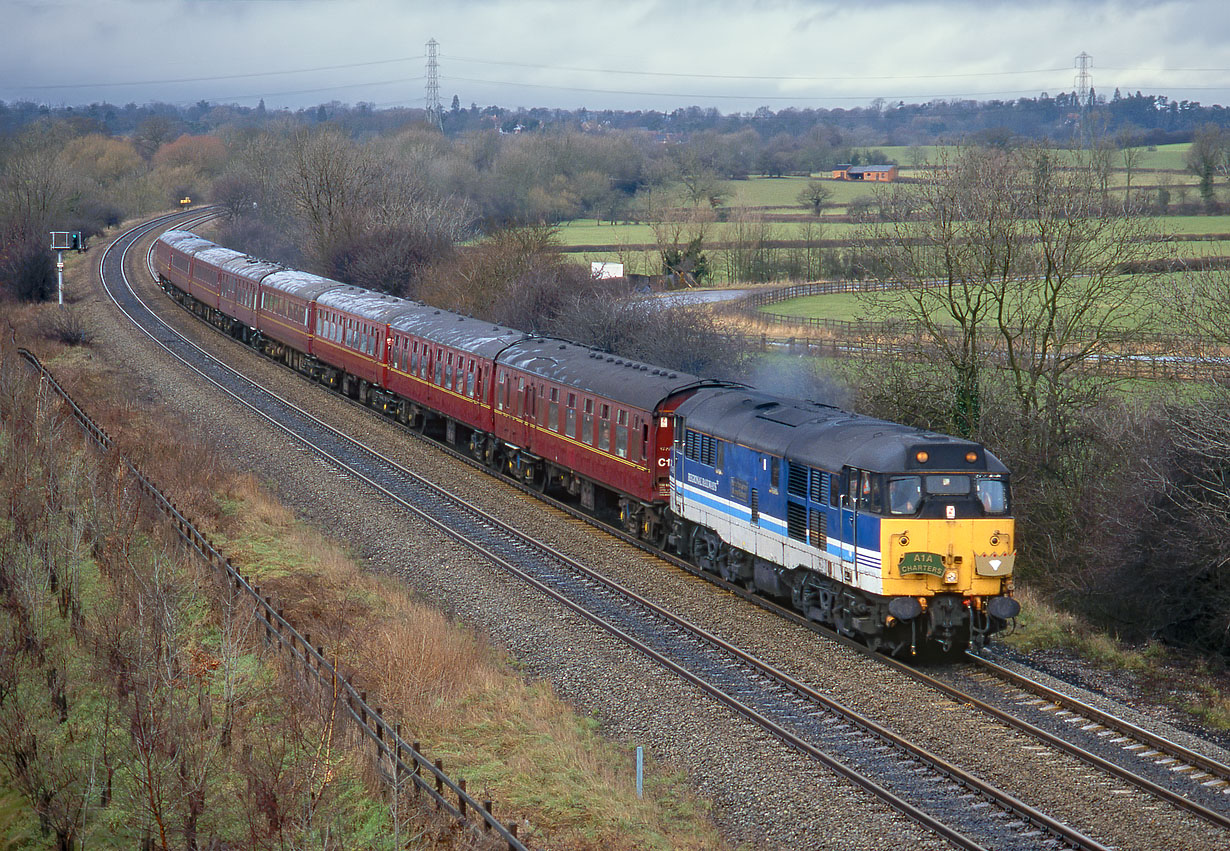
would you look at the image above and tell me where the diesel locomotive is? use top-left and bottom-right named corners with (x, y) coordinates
top-left (154, 229), bottom-right (1019, 656)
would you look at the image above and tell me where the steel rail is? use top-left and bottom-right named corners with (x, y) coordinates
top-left (127, 225), bottom-right (1125, 851)
top-left (91, 213), bottom-right (528, 850)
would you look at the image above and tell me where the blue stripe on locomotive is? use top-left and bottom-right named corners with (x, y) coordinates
top-left (673, 439), bottom-right (882, 571)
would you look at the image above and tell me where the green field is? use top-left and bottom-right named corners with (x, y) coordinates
top-left (556, 217), bottom-right (865, 248)
top-left (552, 140), bottom-right (1229, 284)
top-left (762, 272), bottom-right (1200, 330)
top-left (724, 175), bottom-right (882, 210)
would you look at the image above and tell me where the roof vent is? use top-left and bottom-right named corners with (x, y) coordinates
top-left (559, 344), bottom-right (566, 350)
top-left (668, 373), bottom-right (677, 378)
top-left (434, 310), bottom-right (441, 315)
top-left (607, 356), bottom-right (615, 362)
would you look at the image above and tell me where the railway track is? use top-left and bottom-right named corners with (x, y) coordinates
top-left (94, 214), bottom-right (1228, 849)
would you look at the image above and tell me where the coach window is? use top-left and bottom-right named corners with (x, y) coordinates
top-left (615, 409), bottom-right (629, 458)
top-left (548, 387), bottom-right (560, 431)
top-left (598, 404), bottom-right (611, 452)
top-left (582, 399), bottom-right (595, 445)
top-left (467, 363), bottom-right (476, 397)
top-left (641, 422), bottom-right (650, 461)
top-left (565, 393), bottom-right (577, 438)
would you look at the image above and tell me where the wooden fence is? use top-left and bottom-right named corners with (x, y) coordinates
top-left (18, 349), bottom-right (528, 851)
top-left (730, 281), bottom-right (1226, 381)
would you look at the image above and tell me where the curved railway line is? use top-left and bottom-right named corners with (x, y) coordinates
top-left (91, 213), bottom-right (1230, 849)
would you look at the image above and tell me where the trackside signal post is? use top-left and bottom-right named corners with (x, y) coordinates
top-left (49, 231), bottom-right (83, 306)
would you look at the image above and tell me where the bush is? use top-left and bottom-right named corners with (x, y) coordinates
top-left (0, 232), bottom-right (55, 302)
top-left (38, 306), bottom-right (93, 346)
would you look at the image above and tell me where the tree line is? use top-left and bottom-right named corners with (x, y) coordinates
top-left (850, 143), bottom-right (1230, 659)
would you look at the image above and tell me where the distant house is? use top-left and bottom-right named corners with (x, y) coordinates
top-left (831, 164), bottom-right (898, 182)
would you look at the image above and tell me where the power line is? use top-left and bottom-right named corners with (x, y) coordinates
top-left (443, 54), bottom-right (1071, 82)
top-left (207, 77), bottom-right (424, 104)
top-left (445, 75), bottom-right (1047, 102)
top-left (21, 55), bottom-right (425, 90)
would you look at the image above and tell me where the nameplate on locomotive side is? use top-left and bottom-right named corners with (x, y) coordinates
top-left (899, 552), bottom-right (945, 576)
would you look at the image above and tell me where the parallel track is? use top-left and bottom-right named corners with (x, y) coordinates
top-left (104, 215), bottom-right (1221, 848)
top-left (117, 220), bottom-right (1115, 850)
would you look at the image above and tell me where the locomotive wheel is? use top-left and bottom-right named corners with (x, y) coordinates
top-left (721, 548), bottom-right (753, 587)
top-left (689, 527), bottom-right (721, 574)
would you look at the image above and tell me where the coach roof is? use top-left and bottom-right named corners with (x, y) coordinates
top-left (315, 286), bottom-right (415, 324)
top-left (389, 306), bottom-right (528, 358)
top-left (499, 338), bottom-right (727, 410)
top-left (261, 268), bottom-right (345, 302)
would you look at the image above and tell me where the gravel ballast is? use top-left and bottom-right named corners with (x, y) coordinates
top-left (57, 224), bottom-right (1230, 850)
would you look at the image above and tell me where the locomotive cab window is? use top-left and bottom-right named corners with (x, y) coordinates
top-left (889, 476), bottom-right (923, 515)
top-left (975, 476), bottom-right (1008, 514)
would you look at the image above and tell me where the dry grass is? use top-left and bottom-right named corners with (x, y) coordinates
top-left (7, 287), bottom-right (723, 848)
top-left (208, 482), bottom-right (721, 849)
top-left (1002, 587), bottom-right (1230, 731)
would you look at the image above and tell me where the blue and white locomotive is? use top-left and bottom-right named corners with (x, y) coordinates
top-left (668, 386), bottom-right (1019, 655)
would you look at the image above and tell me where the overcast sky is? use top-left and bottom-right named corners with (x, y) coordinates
top-left (4, 0), bottom-right (1230, 114)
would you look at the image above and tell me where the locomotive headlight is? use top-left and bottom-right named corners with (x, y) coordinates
top-left (965, 451), bottom-right (978, 463)
top-left (915, 450), bottom-right (929, 464)
top-left (898, 534), bottom-right (909, 547)
top-left (990, 533), bottom-right (1008, 548)
top-left (943, 569), bottom-right (959, 584)
top-left (990, 535), bottom-right (1000, 547)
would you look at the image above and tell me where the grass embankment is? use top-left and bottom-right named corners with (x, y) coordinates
top-left (1001, 588), bottom-right (1230, 730)
top-left (1, 295), bottom-right (723, 850)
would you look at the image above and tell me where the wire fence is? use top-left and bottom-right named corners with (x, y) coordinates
top-left (18, 348), bottom-right (528, 851)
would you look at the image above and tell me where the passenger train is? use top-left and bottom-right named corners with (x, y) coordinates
top-left (154, 229), bottom-right (1019, 656)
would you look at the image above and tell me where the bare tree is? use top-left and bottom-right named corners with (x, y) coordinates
top-left (796, 179), bottom-right (833, 216)
top-left (1185, 124), bottom-right (1230, 205)
top-left (857, 143), bottom-right (1161, 448)
top-left (280, 127), bottom-right (383, 271)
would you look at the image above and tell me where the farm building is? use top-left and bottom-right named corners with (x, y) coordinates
top-left (831, 164), bottom-right (898, 182)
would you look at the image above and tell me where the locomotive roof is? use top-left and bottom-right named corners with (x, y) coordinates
top-left (261, 268), bottom-right (346, 301)
top-left (676, 387), bottom-right (1007, 474)
top-left (499, 338), bottom-right (725, 411)
top-left (316, 286), bottom-right (417, 323)
top-left (389, 307), bottom-right (528, 358)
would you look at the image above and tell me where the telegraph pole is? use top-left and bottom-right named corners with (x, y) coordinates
top-left (425, 38), bottom-right (443, 130)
